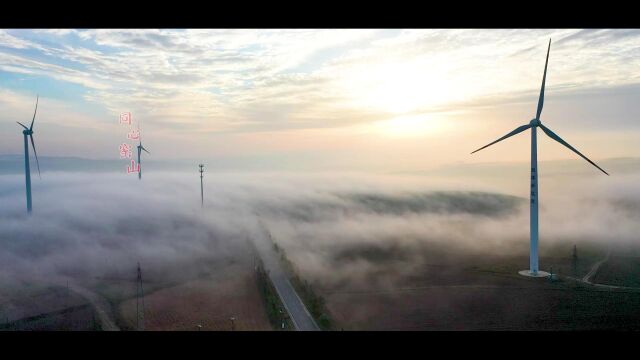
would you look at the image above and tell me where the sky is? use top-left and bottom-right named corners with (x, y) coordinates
top-left (1, 29), bottom-right (639, 173)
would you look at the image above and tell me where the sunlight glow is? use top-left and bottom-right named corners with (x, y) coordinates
top-left (339, 59), bottom-right (460, 114)
top-left (373, 114), bottom-right (450, 138)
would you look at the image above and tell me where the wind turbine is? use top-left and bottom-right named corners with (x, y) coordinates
top-left (199, 164), bottom-right (204, 208)
top-left (471, 39), bottom-right (609, 277)
top-left (16, 95), bottom-right (41, 214)
top-left (136, 138), bottom-right (149, 180)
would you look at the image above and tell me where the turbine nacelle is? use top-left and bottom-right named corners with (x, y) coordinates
top-left (529, 118), bottom-right (541, 127)
top-left (17, 122), bottom-right (33, 134)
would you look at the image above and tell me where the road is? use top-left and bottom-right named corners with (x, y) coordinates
top-left (252, 226), bottom-right (320, 331)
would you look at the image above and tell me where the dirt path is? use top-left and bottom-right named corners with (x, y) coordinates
top-left (582, 247), bottom-right (611, 284)
top-left (66, 282), bottom-right (120, 331)
top-left (563, 247), bottom-right (640, 291)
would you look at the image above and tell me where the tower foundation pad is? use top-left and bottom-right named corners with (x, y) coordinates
top-left (518, 270), bottom-right (550, 278)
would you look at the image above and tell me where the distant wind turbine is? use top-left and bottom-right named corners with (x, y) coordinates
top-left (16, 95), bottom-right (42, 214)
top-left (137, 139), bottom-right (150, 180)
top-left (471, 39), bottom-right (608, 277)
top-left (199, 164), bottom-right (204, 208)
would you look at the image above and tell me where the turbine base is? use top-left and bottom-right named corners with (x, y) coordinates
top-left (518, 270), bottom-right (551, 278)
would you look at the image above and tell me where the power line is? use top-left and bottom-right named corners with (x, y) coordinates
top-left (136, 262), bottom-right (145, 331)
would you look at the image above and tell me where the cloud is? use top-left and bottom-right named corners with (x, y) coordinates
top-left (2, 29), bottom-right (639, 136)
top-left (0, 30), bottom-right (42, 50)
top-left (1, 168), bottom-right (639, 297)
top-left (0, 172), bottom-right (250, 289)
top-left (0, 29), bottom-right (639, 171)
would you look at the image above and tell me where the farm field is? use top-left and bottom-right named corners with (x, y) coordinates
top-left (1, 235), bottom-right (273, 331)
top-left (118, 260), bottom-right (271, 331)
top-left (0, 281), bottom-right (97, 331)
top-left (324, 269), bottom-right (640, 330)
top-left (312, 242), bottom-right (640, 331)
top-left (1, 304), bottom-right (98, 331)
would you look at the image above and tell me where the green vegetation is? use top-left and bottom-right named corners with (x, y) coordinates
top-left (290, 276), bottom-right (333, 330)
top-left (592, 256), bottom-right (640, 288)
top-left (255, 259), bottom-right (294, 331)
top-left (274, 244), bottom-right (334, 331)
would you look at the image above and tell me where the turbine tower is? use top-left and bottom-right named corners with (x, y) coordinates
top-left (16, 95), bottom-right (41, 215)
top-left (136, 139), bottom-right (149, 180)
top-left (471, 39), bottom-right (608, 277)
top-left (198, 164), bottom-right (204, 208)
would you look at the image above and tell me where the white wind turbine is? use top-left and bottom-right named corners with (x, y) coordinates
top-left (471, 39), bottom-right (609, 277)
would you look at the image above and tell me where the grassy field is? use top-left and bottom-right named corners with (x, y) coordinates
top-left (592, 255), bottom-right (640, 288)
top-left (306, 240), bottom-right (640, 330)
top-left (325, 271), bottom-right (640, 330)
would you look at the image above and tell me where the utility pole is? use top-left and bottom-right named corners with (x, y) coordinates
top-left (198, 164), bottom-right (204, 208)
top-left (136, 262), bottom-right (145, 331)
top-left (65, 280), bottom-right (69, 309)
top-left (572, 244), bottom-right (578, 277)
top-left (65, 280), bottom-right (70, 329)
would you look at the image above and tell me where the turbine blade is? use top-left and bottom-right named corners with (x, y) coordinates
top-left (29, 134), bottom-right (41, 178)
top-left (30, 95), bottom-right (39, 130)
top-left (471, 124), bottom-right (531, 154)
top-left (536, 39), bottom-right (551, 120)
top-left (16, 121), bottom-right (29, 130)
top-left (539, 124), bottom-right (609, 176)
top-left (142, 147), bottom-right (150, 155)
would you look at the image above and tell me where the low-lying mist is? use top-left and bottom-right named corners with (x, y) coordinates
top-left (1, 168), bottom-right (639, 293)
